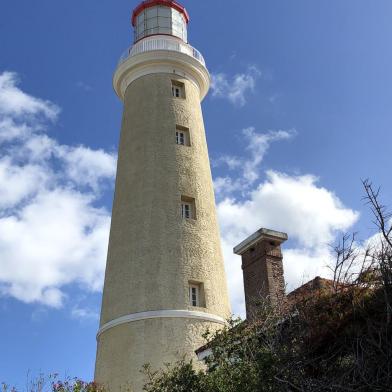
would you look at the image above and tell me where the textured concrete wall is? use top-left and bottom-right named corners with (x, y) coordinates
top-left (241, 240), bottom-right (285, 320)
top-left (95, 73), bottom-right (231, 391)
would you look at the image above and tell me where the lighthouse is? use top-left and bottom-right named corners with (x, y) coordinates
top-left (94, 1), bottom-right (231, 390)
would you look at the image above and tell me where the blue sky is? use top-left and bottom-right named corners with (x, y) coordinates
top-left (1, 0), bottom-right (391, 388)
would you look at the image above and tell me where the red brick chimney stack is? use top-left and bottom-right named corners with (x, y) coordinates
top-left (234, 228), bottom-right (288, 321)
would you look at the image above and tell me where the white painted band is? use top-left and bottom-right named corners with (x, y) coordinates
top-left (113, 47), bottom-right (210, 102)
top-left (97, 309), bottom-right (226, 338)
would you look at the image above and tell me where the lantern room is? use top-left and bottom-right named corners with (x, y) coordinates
top-left (132, 0), bottom-right (190, 43)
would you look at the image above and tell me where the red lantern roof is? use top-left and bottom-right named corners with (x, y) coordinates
top-left (132, 0), bottom-right (190, 27)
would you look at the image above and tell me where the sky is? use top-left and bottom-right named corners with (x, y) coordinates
top-left (1, 0), bottom-right (391, 388)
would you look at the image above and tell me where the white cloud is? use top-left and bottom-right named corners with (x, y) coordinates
top-left (0, 71), bottom-right (115, 307)
top-left (214, 128), bottom-right (296, 198)
top-left (0, 72), bottom-right (59, 121)
top-left (283, 248), bottom-right (334, 292)
top-left (211, 66), bottom-right (261, 107)
top-left (20, 134), bottom-right (57, 162)
top-left (218, 171), bottom-right (358, 251)
top-left (71, 305), bottom-right (99, 321)
top-left (56, 145), bottom-right (116, 190)
top-left (213, 177), bottom-right (243, 197)
top-left (0, 189), bottom-right (110, 307)
top-left (0, 157), bottom-right (49, 209)
top-left (212, 155), bottom-right (242, 171)
top-left (242, 128), bottom-right (295, 183)
top-left (218, 171), bottom-right (358, 249)
top-left (0, 118), bottom-right (30, 143)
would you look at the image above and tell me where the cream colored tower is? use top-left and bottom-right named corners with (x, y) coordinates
top-left (95, 1), bottom-right (231, 391)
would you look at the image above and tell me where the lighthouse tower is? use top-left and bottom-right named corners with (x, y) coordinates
top-left (95, 1), bottom-right (231, 390)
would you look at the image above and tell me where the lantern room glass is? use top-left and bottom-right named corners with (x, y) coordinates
top-left (134, 6), bottom-right (188, 42)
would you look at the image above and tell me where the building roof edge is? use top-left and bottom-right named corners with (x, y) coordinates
top-left (233, 228), bottom-right (288, 256)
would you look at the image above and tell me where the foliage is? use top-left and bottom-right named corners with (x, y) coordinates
top-left (143, 180), bottom-right (392, 392)
top-left (142, 362), bottom-right (204, 392)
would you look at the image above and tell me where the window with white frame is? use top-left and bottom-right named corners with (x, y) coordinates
top-left (176, 130), bottom-right (185, 145)
top-left (172, 80), bottom-right (185, 99)
top-left (181, 202), bottom-right (192, 219)
top-left (189, 284), bottom-right (199, 307)
top-left (181, 196), bottom-right (195, 220)
top-left (172, 85), bottom-right (180, 98)
top-left (176, 125), bottom-right (190, 146)
top-left (188, 281), bottom-right (205, 307)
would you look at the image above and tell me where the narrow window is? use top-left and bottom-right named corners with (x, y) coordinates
top-left (182, 202), bottom-right (191, 219)
top-left (188, 281), bottom-right (205, 307)
top-left (176, 130), bottom-right (185, 145)
top-left (175, 125), bottom-right (190, 146)
top-left (171, 80), bottom-right (185, 99)
top-left (181, 196), bottom-right (196, 220)
top-left (189, 285), bottom-right (199, 307)
top-left (172, 86), bottom-right (181, 98)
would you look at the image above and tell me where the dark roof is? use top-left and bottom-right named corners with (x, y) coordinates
top-left (287, 276), bottom-right (336, 305)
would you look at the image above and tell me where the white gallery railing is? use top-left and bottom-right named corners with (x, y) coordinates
top-left (118, 36), bottom-right (206, 66)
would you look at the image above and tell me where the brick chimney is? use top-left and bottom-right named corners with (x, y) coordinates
top-left (234, 228), bottom-right (288, 321)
